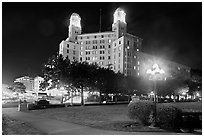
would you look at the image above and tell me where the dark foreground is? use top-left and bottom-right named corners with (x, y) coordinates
top-left (2, 102), bottom-right (202, 135)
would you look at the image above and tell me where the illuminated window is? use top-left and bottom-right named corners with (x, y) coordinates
top-left (137, 72), bottom-right (140, 76)
top-left (80, 52), bottom-right (82, 55)
top-left (108, 39), bottom-right (111, 43)
top-left (127, 46), bottom-right (130, 49)
top-left (119, 46), bottom-right (121, 51)
top-left (80, 47), bottom-right (83, 50)
top-left (138, 61), bottom-right (140, 65)
top-left (137, 49), bottom-right (139, 51)
top-left (178, 67), bottom-right (180, 70)
top-left (134, 66), bottom-right (136, 70)
top-left (81, 42), bottom-right (83, 45)
top-left (134, 56), bottom-right (136, 58)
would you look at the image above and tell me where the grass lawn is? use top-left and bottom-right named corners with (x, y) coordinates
top-left (2, 114), bottom-right (46, 135)
top-left (28, 101), bottom-right (202, 132)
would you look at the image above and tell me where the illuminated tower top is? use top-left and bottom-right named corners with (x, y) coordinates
top-left (113, 8), bottom-right (126, 24)
top-left (68, 13), bottom-right (82, 42)
top-left (69, 13), bottom-right (81, 29)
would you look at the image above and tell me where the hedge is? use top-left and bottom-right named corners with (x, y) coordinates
top-left (127, 101), bottom-right (154, 126)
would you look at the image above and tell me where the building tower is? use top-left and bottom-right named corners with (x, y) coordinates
top-left (68, 13), bottom-right (82, 42)
top-left (112, 8), bottom-right (127, 39)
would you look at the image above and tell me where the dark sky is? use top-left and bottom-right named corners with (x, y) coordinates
top-left (2, 2), bottom-right (202, 84)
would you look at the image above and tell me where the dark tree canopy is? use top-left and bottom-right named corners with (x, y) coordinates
top-left (9, 82), bottom-right (26, 93)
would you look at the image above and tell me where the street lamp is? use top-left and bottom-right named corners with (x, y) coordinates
top-left (146, 63), bottom-right (165, 127)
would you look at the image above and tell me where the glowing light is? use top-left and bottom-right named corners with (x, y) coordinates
top-left (147, 63), bottom-right (165, 75)
top-left (181, 92), bottom-right (186, 96)
top-left (127, 46), bottom-right (130, 49)
top-left (113, 8), bottom-right (126, 24)
top-left (137, 49), bottom-right (139, 51)
top-left (69, 13), bottom-right (81, 28)
top-left (196, 92), bottom-right (200, 97)
top-left (150, 91), bottom-right (154, 96)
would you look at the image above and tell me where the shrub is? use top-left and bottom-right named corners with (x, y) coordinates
top-left (127, 101), bottom-right (154, 125)
top-left (156, 104), bottom-right (182, 131)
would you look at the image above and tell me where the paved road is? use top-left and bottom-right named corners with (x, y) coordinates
top-left (2, 107), bottom-right (197, 135)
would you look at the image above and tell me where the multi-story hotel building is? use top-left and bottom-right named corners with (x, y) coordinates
top-left (59, 8), bottom-right (190, 80)
top-left (14, 76), bottom-right (34, 91)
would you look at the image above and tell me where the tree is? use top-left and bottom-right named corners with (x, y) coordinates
top-left (92, 67), bottom-right (115, 103)
top-left (41, 54), bottom-right (72, 90)
top-left (9, 82), bottom-right (26, 93)
top-left (184, 79), bottom-right (201, 95)
top-left (70, 61), bottom-right (98, 106)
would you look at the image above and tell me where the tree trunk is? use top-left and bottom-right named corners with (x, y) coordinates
top-left (99, 90), bottom-right (102, 104)
top-left (81, 86), bottom-right (84, 106)
top-left (71, 91), bottom-right (73, 106)
top-left (106, 94), bottom-right (109, 104)
top-left (127, 95), bottom-right (130, 102)
top-left (115, 94), bottom-right (118, 104)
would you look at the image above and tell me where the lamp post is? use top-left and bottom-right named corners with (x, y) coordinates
top-left (146, 63), bottom-right (165, 127)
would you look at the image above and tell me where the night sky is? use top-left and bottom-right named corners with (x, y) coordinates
top-left (2, 2), bottom-right (202, 84)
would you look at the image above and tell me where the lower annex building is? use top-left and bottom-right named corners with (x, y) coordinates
top-left (59, 8), bottom-right (190, 80)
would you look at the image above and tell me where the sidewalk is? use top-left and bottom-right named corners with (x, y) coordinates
top-left (2, 107), bottom-right (196, 135)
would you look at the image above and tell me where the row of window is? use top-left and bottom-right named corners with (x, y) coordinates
top-left (113, 52), bottom-right (121, 59)
top-left (78, 34), bottom-right (114, 40)
top-left (113, 46), bottom-right (122, 53)
top-left (67, 49), bottom-right (76, 55)
top-left (84, 56), bottom-right (111, 61)
top-left (79, 39), bottom-right (112, 45)
top-left (83, 50), bottom-right (111, 55)
top-left (84, 45), bottom-right (111, 50)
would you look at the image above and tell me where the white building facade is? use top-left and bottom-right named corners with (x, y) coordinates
top-left (14, 76), bottom-right (34, 91)
top-left (34, 76), bottom-right (44, 95)
top-left (59, 8), bottom-right (190, 80)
